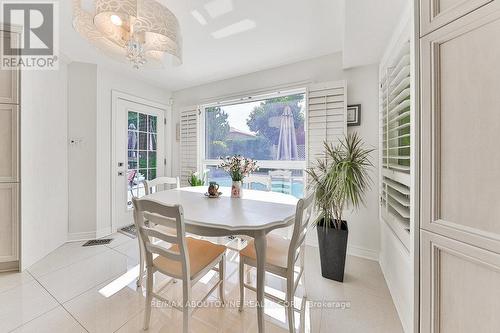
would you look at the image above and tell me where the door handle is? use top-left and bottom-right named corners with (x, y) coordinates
top-left (118, 171), bottom-right (124, 176)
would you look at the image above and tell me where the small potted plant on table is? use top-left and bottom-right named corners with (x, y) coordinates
top-left (188, 172), bottom-right (205, 186)
top-left (306, 133), bottom-right (373, 282)
top-left (219, 155), bottom-right (258, 198)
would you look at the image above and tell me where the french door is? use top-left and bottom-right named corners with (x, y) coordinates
top-left (113, 96), bottom-right (165, 230)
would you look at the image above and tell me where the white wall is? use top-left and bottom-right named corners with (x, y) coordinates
top-left (67, 63), bottom-right (172, 240)
top-left (68, 62), bottom-right (97, 238)
top-left (21, 60), bottom-right (69, 269)
top-left (171, 53), bottom-right (381, 259)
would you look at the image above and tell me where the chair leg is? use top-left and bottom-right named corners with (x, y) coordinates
top-left (137, 237), bottom-right (145, 287)
top-left (182, 277), bottom-right (191, 333)
top-left (239, 257), bottom-right (245, 312)
top-left (218, 254), bottom-right (226, 304)
top-left (286, 275), bottom-right (295, 333)
top-left (143, 267), bottom-right (153, 330)
top-left (246, 264), bottom-right (252, 284)
top-left (299, 295), bottom-right (308, 333)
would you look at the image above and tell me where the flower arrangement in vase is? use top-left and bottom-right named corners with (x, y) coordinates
top-left (218, 155), bottom-right (258, 198)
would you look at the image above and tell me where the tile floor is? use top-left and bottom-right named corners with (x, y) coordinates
top-left (0, 233), bottom-right (403, 333)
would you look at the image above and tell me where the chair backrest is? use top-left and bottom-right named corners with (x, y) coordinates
top-left (269, 170), bottom-right (293, 194)
top-left (243, 174), bottom-right (271, 191)
top-left (143, 176), bottom-right (180, 195)
top-left (132, 197), bottom-right (190, 278)
top-left (287, 191), bottom-right (315, 270)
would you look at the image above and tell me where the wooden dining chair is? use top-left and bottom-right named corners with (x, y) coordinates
top-left (133, 197), bottom-right (226, 333)
top-left (238, 192), bottom-right (314, 332)
top-left (143, 176), bottom-right (180, 194)
top-left (269, 170), bottom-right (293, 195)
top-left (137, 176), bottom-right (181, 287)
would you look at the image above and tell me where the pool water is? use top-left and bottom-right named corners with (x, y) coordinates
top-left (209, 176), bottom-right (304, 198)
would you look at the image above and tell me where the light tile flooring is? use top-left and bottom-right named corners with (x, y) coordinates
top-left (0, 233), bottom-right (403, 333)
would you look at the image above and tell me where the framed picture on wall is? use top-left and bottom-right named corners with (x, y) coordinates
top-left (347, 104), bottom-right (361, 126)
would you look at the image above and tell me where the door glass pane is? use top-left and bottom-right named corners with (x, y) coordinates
top-left (148, 115), bottom-right (157, 133)
top-left (139, 133), bottom-right (147, 150)
top-left (138, 151), bottom-right (147, 168)
top-left (139, 113), bottom-right (148, 131)
top-left (128, 112), bottom-right (138, 128)
top-left (127, 111), bottom-right (158, 208)
top-left (148, 151), bottom-right (156, 168)
top-left (128, 131), bottom-right (137, 150)
top-left (148, 133), bottom-right (157, 151)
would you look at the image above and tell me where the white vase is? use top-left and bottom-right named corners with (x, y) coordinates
top-left (231, 181), bottom-right (243, 198)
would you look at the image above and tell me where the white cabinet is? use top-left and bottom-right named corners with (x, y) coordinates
top-left (0, 28), bottom-right (20, 271)
top-left (0, 183), bottom-right (18, 263)
top-left (0, 31), bottom-right (19, 104)
top-left (420, 231), bottom-right (500, 332)
top-left (0, 104), bottom-right (18, 182)
top-left (420, 0), bottom-right (495, 35)
top-left (419, 2), bottom-right (500, 331)
top-left (420, 2), bottom-right (500, 254)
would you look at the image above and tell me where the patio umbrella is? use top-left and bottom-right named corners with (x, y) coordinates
top-left (128, 123), bottom-right (137, 158)
top-left (276, 105), bottom-right (298, 160)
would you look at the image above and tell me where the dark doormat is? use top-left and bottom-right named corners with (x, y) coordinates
top-left (82, 239), bottom-right (113, 247)
top-left (119, 224), bottom-right (137, 239)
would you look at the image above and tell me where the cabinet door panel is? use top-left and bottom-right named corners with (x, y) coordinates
top-left (0, 31), bottom-right (19, 104)
top-left (0, 104), bottom-right (18, 182)
top-left (421, 5), bottom-right (500, 253)
top-left (421, 231), bottom-right (500, 332)
top-left (0, 183), bottom-right (18, 262)
top-left (420, 0), bottom-right (494, 35)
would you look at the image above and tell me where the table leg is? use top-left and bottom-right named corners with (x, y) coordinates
top-left (254, 231), bottom-right (267, 333)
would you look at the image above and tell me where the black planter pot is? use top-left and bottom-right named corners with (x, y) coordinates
top-left (316, 219), bottom-right (348, 282)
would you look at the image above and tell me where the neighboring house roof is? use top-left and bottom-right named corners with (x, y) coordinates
top-left (227, 127), bottom-right (256, 140)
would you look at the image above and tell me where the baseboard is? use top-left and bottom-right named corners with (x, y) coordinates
top-left (67, 225), bottom-right (124, 243)
top-left (347, 244), bottom-right (379, 261)
top-left (96, 226), bottom-right (113, 239)
top-left (380, 255), bottom-right (411, 332)
top-left (306, 233), bottom-right (379, 261)
top-left (0, 260), bottom-right (19, 272)
top-left (67, 231), bottom-right (97, 242)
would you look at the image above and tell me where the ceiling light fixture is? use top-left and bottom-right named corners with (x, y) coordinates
top-left (73, 0), bottom-right (182, 69)
top-left (110, 14), bottom-right (122, 26)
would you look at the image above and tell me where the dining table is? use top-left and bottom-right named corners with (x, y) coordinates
top-left (143, 186), bottom-right (298, 333)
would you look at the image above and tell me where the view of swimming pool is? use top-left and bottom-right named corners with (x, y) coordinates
top-left (208, 176), bottom-right (304, 198)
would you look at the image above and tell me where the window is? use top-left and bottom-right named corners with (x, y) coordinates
top-left (380, 40), bottom-right (412, 249)
top-left (201, 90), bottom-right (306, 197)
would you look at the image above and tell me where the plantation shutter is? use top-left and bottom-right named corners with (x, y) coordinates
top-left (380, 40), bottom-right (411, 247)
top-left (179, 107), bottom-right (199, 186)
top-left (306, 80), bottom-right (347, 167)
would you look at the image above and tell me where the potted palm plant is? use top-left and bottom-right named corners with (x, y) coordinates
top-left (306, 132), bottom-right (373, 282)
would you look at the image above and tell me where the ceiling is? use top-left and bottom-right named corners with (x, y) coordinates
top-left (60, 0), bottom-right (407, 91)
